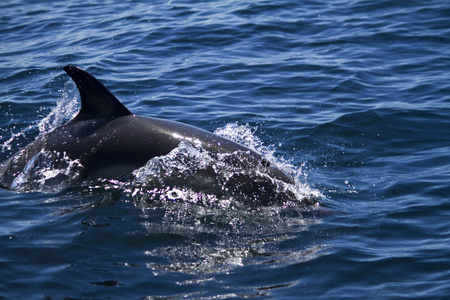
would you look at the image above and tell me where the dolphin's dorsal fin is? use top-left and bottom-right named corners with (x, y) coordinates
top-left (64, 65), bottom-right (132, 122)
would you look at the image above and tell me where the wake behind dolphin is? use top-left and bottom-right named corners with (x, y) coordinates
top-left (0, 66), bottom-right (318, 206)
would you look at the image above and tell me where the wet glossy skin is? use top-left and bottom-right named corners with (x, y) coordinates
top-left (0, 66), bottom-right (293, 188)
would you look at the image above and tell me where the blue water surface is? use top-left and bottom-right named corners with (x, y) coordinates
top-left (1, 0), bottom-right (450, 299)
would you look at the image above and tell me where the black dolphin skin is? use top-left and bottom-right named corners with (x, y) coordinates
top-left (0, 65), bottom-right (294, 191)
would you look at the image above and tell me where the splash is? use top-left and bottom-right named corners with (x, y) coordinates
top-left (129, 124), bottom-right (321, 209)
top-left (37, 80), bottom-right (79, 134)
top-left (9, 149), bottom-right (83, 192)
top-left (99, 124), bottom-right (324, 278)
top-left (1, 80), bottom-right (79, 154)
top-left (1, 80), bottom-right (81, 192)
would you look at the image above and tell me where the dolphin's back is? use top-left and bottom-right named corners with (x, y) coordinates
top-left (0, 66), bottom-right (294, 190)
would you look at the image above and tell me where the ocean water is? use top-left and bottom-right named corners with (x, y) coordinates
top-left (1, 0), bottom-right (450, 299)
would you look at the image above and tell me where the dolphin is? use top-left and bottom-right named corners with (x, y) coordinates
top-left (0, 65), bottom-right (295, 193)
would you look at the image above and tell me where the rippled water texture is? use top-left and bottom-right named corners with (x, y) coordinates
top-left (1, 0), bottom-right (450, 299)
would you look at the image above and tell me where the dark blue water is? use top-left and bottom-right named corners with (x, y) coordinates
top-left (1, 0), bottom-right (450, 298)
